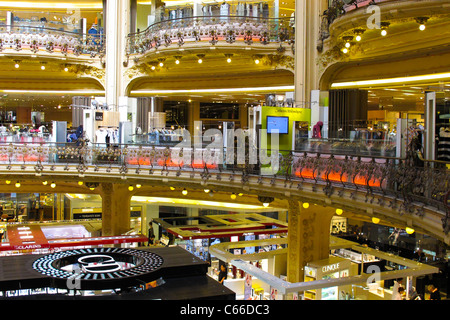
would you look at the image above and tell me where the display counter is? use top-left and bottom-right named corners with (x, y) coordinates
top-left (304, 256), bottom-right (352, 300)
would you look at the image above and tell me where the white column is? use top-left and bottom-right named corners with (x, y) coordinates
top-left (105, 0), bottom-right (130, 109)
top-left (294, 0), bottom-right (307, 108)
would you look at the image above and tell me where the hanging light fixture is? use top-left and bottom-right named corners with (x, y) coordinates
top-left (50, 182), bottom-right (56, 188)
top-left (182, 188), bottom-right (188, 195)
top-left (225, 53), bottom-right (233, 63)
top-left (197, 54), bottom-right (205, 64)
top-left (258, 196), bottom-right (274, 208)
top-left (380, 22), bottom-right (390, 36)
top-left (353, 29), bottom-right (365, 42)
top-left (15, 181), bottom-right (21, 188)
top-left (415, 17), bottom-right (429, 31)
top-left (342, 36), bottom-right (353, 48)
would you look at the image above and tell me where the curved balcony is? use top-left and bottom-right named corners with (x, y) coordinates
top-left (0, 141), bottom-right (448, 244)
top-left (0, 25), bottom-right (105, 59)
top-left (126, 16), bottom-right (294, 57)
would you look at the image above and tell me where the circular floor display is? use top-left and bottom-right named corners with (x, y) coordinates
top-left (32, 247), bottom-right (164, 290)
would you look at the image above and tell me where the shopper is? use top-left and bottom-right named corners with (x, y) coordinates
top-left (395, 287), bottom-right (406, 300)
top-left (218, 263), bottom-right (228, 285)
top-left (427, 284), bottom-right (441, 300)
top-left (148, 220), bottom-right (155, 246)
top-left (391, 278), bottom-right (404, 300)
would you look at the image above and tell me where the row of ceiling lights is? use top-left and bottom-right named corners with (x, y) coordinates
top-left (147, 54), bottom-right (262, 70)
top-left (2, 178), bottom-right (417, 233)
top-left (341, 17), bottom-right (430, 54)
top-left (12, 60), bottom-right (71, 72)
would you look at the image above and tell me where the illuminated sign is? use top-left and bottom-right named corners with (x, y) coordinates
top-left (32, 248), bottom-right (164, 289)
top-left (322, 263), bottom-right (340, 273)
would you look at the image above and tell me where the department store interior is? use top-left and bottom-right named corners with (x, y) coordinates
top-left (0, 0), bottom-right (447, 301)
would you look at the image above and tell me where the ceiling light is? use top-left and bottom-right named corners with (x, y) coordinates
top-left (15, 181), bottom-right (20, 188)
top-left (416, 17), bottom-right (429, 31)
top-left (174, 55), bottom-right (181, 64)
top-left (136, 184), bottom-right (142, 188)
top-left (380, 22), bottom-right (390, 36)
top-left (64, 67), bottom-right (69, 72)
top-left (342, 48), bottom-right (348, 54)
top-left (40, 63), bottom-right (46, 70)
top-left (336, 208), bottom-right (343, 215)
top-left (230, 193), bottom-right (237, 200)
top-left (5, 180), bottom-right (11, 185)
top-left (159, 62), bottom-right (164, 67)
top-left (197, 54), bottom-right (205, 64)
top-left (128, 185), bottom-right (134, 191)
top-left (78, 181), bottom-right (83, 186)
top-left (263, 202), bottom-right (270, 207)
top-left (204, 189), bottom-right (210, 193)
top-left (50, 182), bottom-right (56, 188)
top-left (42, 181), bottom-right (48, 185)
top-left (372, 217), bottom-right (380, 224)
top-left (225, 53), bottom-right (233, 63)
top-left (14, 60), bottom-right (20, 69)
top-left (254, 59), bottom-right (260, 64)
top-left (169, 186), bottom-right (175, 191)
top-left (405, 227), bottom-right (415, 235)
top-left (151, 65), bottom-right (156, 70)
top-left (302, 202), bottom-right (309, 209)
top-left (182, 188), bottom-right (188, 195)
top-left (354, 28), bottom-right (365, 41)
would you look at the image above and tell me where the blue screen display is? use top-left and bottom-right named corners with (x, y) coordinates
top-left (267, 116), bottom-right (289, 134)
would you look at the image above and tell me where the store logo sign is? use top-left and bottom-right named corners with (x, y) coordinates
top-left (78, 254), bottom-right (122, 274)
top-left (322, 263), bottom-right (340, 273)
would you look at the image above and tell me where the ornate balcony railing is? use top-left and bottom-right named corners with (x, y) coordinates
top-left (126, 16), bottom-right (294, 56)
top-left (0, 25), bottom-right (105, 58)
top-left (0, 141), bottom-right (448, 235)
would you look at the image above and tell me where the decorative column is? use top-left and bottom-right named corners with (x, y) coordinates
top-left (287, 200), bottom-right (335, 283)
top-left (100, 183), bottom-right (132, 236)
top-left (104, 0), bottom-right (131, 108)
top-left (294, 0), bottom-right (328, 108)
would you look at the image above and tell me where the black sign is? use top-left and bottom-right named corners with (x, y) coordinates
top-left (95, 112), bottom-right (103, 121)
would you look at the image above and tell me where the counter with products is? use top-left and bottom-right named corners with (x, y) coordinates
top-left (304, 256), bottom-right (352, 300)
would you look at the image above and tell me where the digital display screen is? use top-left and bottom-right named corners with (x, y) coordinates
top-left (267, 116), bottom-right (289, 134)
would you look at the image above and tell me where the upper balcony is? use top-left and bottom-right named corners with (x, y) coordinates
top-left (318, 0), bottom-right (450, 86)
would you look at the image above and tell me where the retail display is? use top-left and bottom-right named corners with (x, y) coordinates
top-left (437, 126), bottom-right (450, 162)
top-left (304, 257), bottom-right (351, 300)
